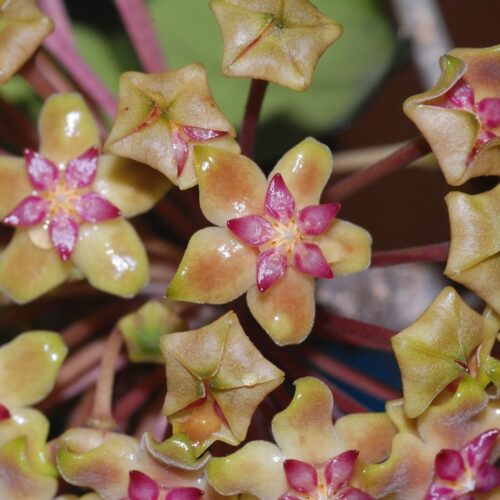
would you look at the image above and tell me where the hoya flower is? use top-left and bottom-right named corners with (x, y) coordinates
top-left (207, 377), bottom-right (395, 499)
top-left (56, 428), bottom-right (219, 500)
top-left (0, 93), bottom-right (170, 303)
top-left (210, 0), bottom-right (342, 91)
top-left (425, 429), bottom-right (500, 499)
top-left (167, 138), bottom-right (371, 345)
top-left (0, 0), bottom-right (53, 84)
top-left (118, 300), bottom-right (186, 364)
top-left (404, 45), bottom-right (500, 186)
top-left (0, 331), bottom-right (67, 499)
top-left (147, 311), bottom-right (284, 466)
top-left (392, 286), bottom-right (498, 418)
top-left (105, 64), bottom-right (239, 189)
top-left (445, 185), bottom-right (500, 314)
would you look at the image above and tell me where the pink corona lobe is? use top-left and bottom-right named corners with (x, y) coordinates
top-left (227, 215), bottom-right (275, 246)
top-left (265, 174), bottom-right (295, 222)
top-left (128, 470), bottom-right (160, 500)
top-left (166, 487), bottom-right (204, 500)
top-left (0, 403), bottom-right (10, 421)
top-left (298, 203), bottom-right (341, 236)
top-left (2, 147), bottom-right (120, 261)
top-left (283, 459), bottom-right (318, 493)
top-left (257, 247), bottom-right (288, 292)
top-left (325, 450), bottom-right (359, 491)
top-left (293, 242), bottom-right (334, 279)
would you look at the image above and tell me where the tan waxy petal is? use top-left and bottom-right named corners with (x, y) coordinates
top-left (210, 0), bottom-right (342, 91)
top-left (269, 137), bottom-right (333, 206)
top-left (0, 408), bottom-right (55, 478)
top-left (272, 377), bottom-right (340, 464)
top-left (167, 227), bottom-right (256, 304)
top-left (335, 412), bottom-right (396, 464)
top-left (0, 436), bottom-right (58, 500)
top-left (361, 433), bottom-right (434, 499)
top-left (0, 331), bottom-right (67, 409)
top-left (105, 65), bottom-right (238, 189)
top-left (57, 429), bottom-right (198, 499)
top-left (94, 155), bottom-right (171, 218)
top-left (207, 441), bottom-right (286, 500)
top-left (39, 94), bottom-right (99, 164)
top-left (445, 186), bottom-right (500, 312)
top-left (0, 229), bottom-right (71, 303)
top-left (72, 219), bottom-right (148, 298)
top-left (0, 157), bottom-right (31, 219)
top-left (316, 219), bottom-right (372, 275)
top-left (194, 146), bottom-right (267, 226)
top-left (392, 287), bottom-right (495, 418)
top-left (118, 300), bottom-right (185, 364)
top-left (246, 268), bottom-right (315, 345)
top-left (0, 0), bottom-right (53, 84)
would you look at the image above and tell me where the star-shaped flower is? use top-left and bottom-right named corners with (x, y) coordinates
top-left (167, 138), bottom-right (371, 345)
top-left (104, 64), bottom-right (239, 189)
top-left (146, 311), bottom-right (284, 466)
top-left (0, 93), bottom-right (170, 303)
top-left (0, 0), bottom-right (53, 84)
top-left (207, 377), bottom-right (394, 499)
top-left (425, 429), bottom-right (500, 499)
top-left (445, 185), bottom-right (500, 314)
top-left (404, 45), bottom-right (500, 186)
top-left (210, 0), bottom-right (342, 91)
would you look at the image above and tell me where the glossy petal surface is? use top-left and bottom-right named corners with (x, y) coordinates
top-left (167, 227), bottom-right (256, 304)
top-left (284, 459), bottom-right (317, 493)
top-left (71, 219), bottom-right (148, 297)
top-left (3, 196), bottom-right (48, 226)
top-left (64, 147), bottom-right (99, 188)
top-left (0, 331), bottom-right (67, 409)
top-left (325, 450), bottom-right (359, 490)
top-left (297, 203), bottom-right (340, 235)
top-left (128, 470), bottom-right (159, 500)
top-left (73, 192), bottom-right (121, 223)
top-left (265, 174), bottom-right (295, 223)
top-left (0, 229), bottom-right (71, 304)
top-left (227, 215), bottom-right (275, 246)
top-left (195, 146), bottom-right (267, 226)
top-left (435, 450), bottom-right (465, 481)
top-left (39, 94), bottom-right (100, 164)
top-left (256, 247), bottom-right (288, 292)
top-left (24, 150), bottom-right (59, 190)
top-left (293, 242), bottom-right (333, 279)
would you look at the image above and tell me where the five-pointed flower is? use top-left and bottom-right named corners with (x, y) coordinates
top-left (167, 138), bottom-right (371, 345)
top-left (404, 45), bottom-right (500, 185)
top-left (210, 0), bottom-right (342, 91)
top-left (104, 64), bottom-right (239, 189)
top-left (207, 377), bottom-right (394, 499)
top-left (0, 0), bottom-right (53, 84)
top-left (425, 429), bottom-right (500, 499)
top-left (0, 93), bottom-right (170, 303)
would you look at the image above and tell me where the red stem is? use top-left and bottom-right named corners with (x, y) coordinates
top-left (371, 241), bottom-right (450, 267)
top-left (39, 0), bottom-right (117, 117)
top-left (114, 0), bottom-right (168, 73)
top-left (239, 79), bottom-right (269, 157)
top-left (325, 136), bottom-right (431, 202)
top-left (315, 311), bottom-right (396, 352)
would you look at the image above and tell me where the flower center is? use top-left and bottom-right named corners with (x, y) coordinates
top-left (40, 178), bottom-right (82, 220)
top-left (267, 217), bottom-right (302, 256)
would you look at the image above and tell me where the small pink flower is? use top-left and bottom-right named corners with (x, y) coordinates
top-left (227, 173), bottom-right (339, 292)
top-left (3, 147), bottom-right (120, 261)
top-left (425, 429), bottom-right (500, 499)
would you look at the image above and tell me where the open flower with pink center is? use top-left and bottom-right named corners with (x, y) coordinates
top-left (425, 429), bottom-right (500, 499)
top-left (167, 138), bottom-right (371, 345)
top-left (207, 377), bottom-right (394, 499)
top-left (0, 93), bottom-right (170, 303)
top-left (404, 44), bottom-right (500, 186)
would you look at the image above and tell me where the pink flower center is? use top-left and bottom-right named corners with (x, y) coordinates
top-left (227, 174), bottom-right (340, 292)
top-left (2, 147), bottom-right (121, 261)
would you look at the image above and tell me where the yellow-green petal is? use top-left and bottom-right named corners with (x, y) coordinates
top-left (94, 155), bottom-right (171, 218)
top-left (0, 157), bottom-right (31, 219)
top-left (0, 229), bottom-right (71, 304)
top-left (246, 268), bottom-right (315, 345)
top-left (194, 146), bottom-right (267, 226)
top-left (72, 219), bottom-right (148, 298)
top-left (316, 219), bottom-right (372, 275)
top-left (0, 331), bottom-right (67, 409)
top-left (269, 137), bottom-right (333, 206)
top-left (272, 377), bottom-right (340, 464)
top-left (392, 286), bottom-right (495, 418)
top-left (167, 227), bottom-right (256, 304)
top-left (39, 93), bottom-right (100, 164)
